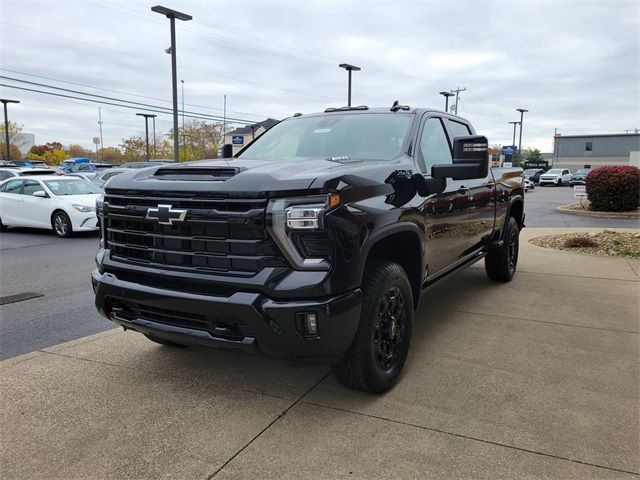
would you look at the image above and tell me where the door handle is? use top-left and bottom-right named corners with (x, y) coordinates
top-left (457, 186), bottom-right (468, 194)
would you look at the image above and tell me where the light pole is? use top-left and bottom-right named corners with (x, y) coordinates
top-left (98, 108), bottom-right (104, 153)
top-left (1, 99), bottom-right (19, 161)
top-left (439, 91), bottom-right (455, 112)
top-left (151, 5), bottom-right (192, 162)
top-left (508, 121), bottom-right (520, 148)
top-left (516, 108), bottom-right (528, 155)
top-left (339, 63), bottom-right (361, 107)
top-left (181, 79), bottom-right (185, 155)
top-left (152, 115), bottom-right (156, 158)
top-left (136, 113), bottom-right (156, 161)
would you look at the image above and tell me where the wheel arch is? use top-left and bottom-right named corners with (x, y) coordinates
top-left (359, 223), bottom-right (423, 309)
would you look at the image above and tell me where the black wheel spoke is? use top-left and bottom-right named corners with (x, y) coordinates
top-left (373, 285), bottom-right (407, 371)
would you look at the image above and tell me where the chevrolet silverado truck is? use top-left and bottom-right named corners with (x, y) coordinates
top-left (92, 103), bottom-right (524, 393)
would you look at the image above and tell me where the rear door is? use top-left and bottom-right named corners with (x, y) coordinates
top-left (416, 115), bottom-right (470, 276)
top-left (0, 179), bottom-right (25, 225)
top-left (446, 118), bottom-right (495, 252)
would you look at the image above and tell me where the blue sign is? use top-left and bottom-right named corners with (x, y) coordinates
top-left (502, 145), bottom-right (516, 161)
top-left (232, 135), bottom-right (244, 145)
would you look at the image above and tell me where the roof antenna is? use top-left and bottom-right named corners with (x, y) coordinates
top-left (390, 100), bottom-right (401, 112)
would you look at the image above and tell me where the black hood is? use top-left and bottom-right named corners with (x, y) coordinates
top-left (105, 158), bottom-right (414, 196)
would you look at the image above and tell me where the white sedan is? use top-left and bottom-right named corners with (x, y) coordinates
top-left (0, 175), bottom-right (102, 237)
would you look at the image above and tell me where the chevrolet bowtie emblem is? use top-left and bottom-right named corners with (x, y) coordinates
top-left (146, 204), bottom-right (187, 225)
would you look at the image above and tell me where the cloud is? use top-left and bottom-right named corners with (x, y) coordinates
top-left (0, 0), bottom-right (638, 153)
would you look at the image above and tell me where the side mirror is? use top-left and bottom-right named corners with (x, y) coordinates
top-left (222, 144), bottom-right (234, 158)
top-left (33, 190), bottom-right (47, 198)
top-left (385, 172), bottom-right (446, 207)
top-left (432, 135), bottom-right (489, 180)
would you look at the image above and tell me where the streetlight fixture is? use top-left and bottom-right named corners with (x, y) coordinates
top-left (338, 63), bottom-right (361, 107)
top-left (1, 98), bottom-right (20, 161)
top-left (516, 108), bottom-right (528, 155)
top-left (151, 5), bottom-right (192, 162)
top-left (136, 113), bottom-right (157, 161)
top-left (508, 121), bottom-right (520, 149)
top-left (439, 91), bottom-right (455, 112)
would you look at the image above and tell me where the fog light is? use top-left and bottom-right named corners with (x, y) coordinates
top-left (300, 312), bottom-right (318, 336)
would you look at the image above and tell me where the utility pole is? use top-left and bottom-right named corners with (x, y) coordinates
top-left (181, 79), bottom-right (185, 155)
top-left (439, 91), bottom-right (455, 112)
top-left (339, 63), bottom-right (361, 107)
top-left (516, 108), bottom-right (528, 155)
top-left (1, 99), bottom-right (20, 161)
top-left (450, 87), bottom-right (466, 115)
top-left (152, 115), bottom-right (156, 158)
top-left (98, 108), bottom-right (104, 153)
top-left (151, 5), bottom-right (192, 162)
top-left (508, 121), bottom-right (520, 148)
top-left (223, 94), bottom-right (227, 145)
top-left (136, 113), bottom-right (156, 161)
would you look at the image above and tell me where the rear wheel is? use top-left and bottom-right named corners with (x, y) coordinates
top-left (333, 261), bottom-right (413, 393)
top-left (52, 211), bottom-right (73, 238)
top-left (485, 216), bottom-right (519, 282)
top-left (143, 333), bottom-right (188, 348)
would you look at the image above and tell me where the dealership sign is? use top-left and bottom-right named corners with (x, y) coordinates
top-left (232, 135), bottom-right (244, 145)
top-left (573, 185), bottom-right (587, 198)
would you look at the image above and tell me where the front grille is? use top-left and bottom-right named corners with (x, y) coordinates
top-left (112, 300), bottom-right (253, 341)
top-left (103, 189), bottom-right (288, 275)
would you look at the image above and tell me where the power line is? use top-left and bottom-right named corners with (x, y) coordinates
top-left (0, 83), bottom-right (250, 124)
top-left (0, 75), bottom-right (254, 123)
top-left (0, 68), bottom-right (265, 119)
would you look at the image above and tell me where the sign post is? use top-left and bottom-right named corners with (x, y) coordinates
top-left (573, 185), bottom-right (587, 206)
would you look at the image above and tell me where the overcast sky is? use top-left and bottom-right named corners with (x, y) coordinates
top-left (1, 0), bottom-right (638, 152)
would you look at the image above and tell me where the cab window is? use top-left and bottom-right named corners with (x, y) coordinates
top-left (418, 117), bottom-right (452, 174)
top-left (445, 119), bottom-right (471, 145)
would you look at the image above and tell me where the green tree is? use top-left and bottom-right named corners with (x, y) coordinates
top-left (120, 134), bottom-right (147, 161)
top-left (525, 148), bottom-right (544, 163)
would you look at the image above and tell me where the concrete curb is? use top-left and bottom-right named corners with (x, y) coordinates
top-left (555, 203), bottom-right (640, 219)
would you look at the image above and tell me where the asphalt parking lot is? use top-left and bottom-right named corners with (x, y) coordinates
top-left (1, 188), bottom-right (639, 479)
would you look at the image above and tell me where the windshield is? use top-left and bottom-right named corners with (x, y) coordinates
top-left (575, 169), bottom-right (590, 174)
top-left (44, 179), bottom-right (102, 195)
top-left (546, 169), bottom-right (562, 174)
top-left (237, 113), bottom-right (413, 162)
top-left (523, 169), bottom-right (541, 175)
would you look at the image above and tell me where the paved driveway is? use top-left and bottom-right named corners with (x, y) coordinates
top-left (1, 228), bottom-right (638, 479)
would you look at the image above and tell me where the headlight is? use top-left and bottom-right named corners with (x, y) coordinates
top-left (268, 194), bottom-right (340, 271)
top-left (96, 196), bottom-right (104, 216)
top-left (72, 204), bottom-right (96, 213)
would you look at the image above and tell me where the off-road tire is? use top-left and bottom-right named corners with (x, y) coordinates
top-left (52, 211), bottom-right (73, 238)
top-left (143, 333), bottom-right (188, 348)
top-left (485, 216), bottom-right (519, 282)
top-left (333, 261), bottom-right (413, 393)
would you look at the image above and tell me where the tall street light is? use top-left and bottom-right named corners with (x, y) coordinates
top-left (151, 5), bottom-right (192, 162)
top-left (136, 113), bottom-right (156, 160)
top-left (508, 121), bottom-right (520, 148)
top-left (1, 99), bottom-right (20, 161)
top-left (439, 91), bottom-right (455, 112)
top-left (516, 108), bottom-right (528, 155)
top-left (339, 63), bottom-right (361, 107)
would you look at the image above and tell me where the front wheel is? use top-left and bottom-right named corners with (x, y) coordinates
top-left (557, 179), bottom-right (562, 186)
top-left (0, 217), bottom-right (7, 232)
top-left (52, 211), bottom-right (73, 238)
top-left (485, 216), bottom-right (519, 282)
top-left (333, 261), bottom-right (413, 393)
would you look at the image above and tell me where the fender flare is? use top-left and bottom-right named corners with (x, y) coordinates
top-left (502, 195), bottom-right (524, 235)
top-left (357, 221), bottom-right (423, 286)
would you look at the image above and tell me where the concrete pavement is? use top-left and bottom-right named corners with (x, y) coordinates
top-left (1, 228), bottom-right (638, 479)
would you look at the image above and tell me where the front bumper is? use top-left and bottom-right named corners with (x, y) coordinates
top-left (70, 210), bottom-right (98, 231)
top-left (92, 269), bottom-right (361, 364)
top-left (570, 178), bottom-right (586, 184)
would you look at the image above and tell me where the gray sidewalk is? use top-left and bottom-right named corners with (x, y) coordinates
top-left (1, 228), bottom-right (638, 479)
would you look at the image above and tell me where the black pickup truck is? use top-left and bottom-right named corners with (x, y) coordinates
top-left (92, 103), bottom-right (524, 393)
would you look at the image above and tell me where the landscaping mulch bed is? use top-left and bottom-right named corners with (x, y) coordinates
top-left (529, 230), bottom-right (640, 258)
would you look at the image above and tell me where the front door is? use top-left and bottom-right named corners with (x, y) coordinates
top-left (416, 116), bottom-right (470, 276)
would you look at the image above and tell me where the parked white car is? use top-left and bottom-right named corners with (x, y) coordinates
top-left (539, 168), bottom-right (572, 186)
top-left (524, 178), bottom-right (534, 191)
top-left (0, 175), bottom-right (102, 237)
top-left (0, 167), bottom-right (58, 182)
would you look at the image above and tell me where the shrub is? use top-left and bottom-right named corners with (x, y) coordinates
top-left (586, 166), bottom-right (640, 212)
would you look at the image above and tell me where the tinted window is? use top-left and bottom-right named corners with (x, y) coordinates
top-left (0, 171), bottom-right (14, 181)
top-left (238, 114), bottom-right (412, 162)
top-left (446, 119), bottom-right (471, 145)
top-left (3, 179), bottom-right (22, 194)
top-left (22, 180), bottom-right (42, 196)
top-left (418, 117), bottom-right (452, 173)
